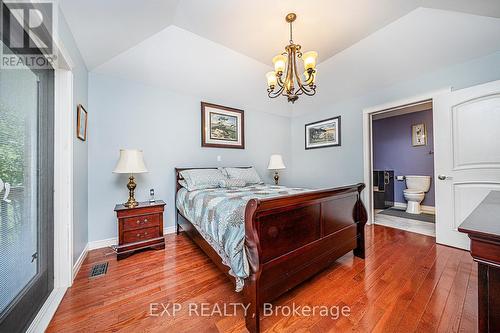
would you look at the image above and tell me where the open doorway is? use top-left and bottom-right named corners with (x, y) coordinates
top-left (363, 83), bottom-right (500, 249)
top-left (364, 99), bottom-right (437, 237)
top-left (371, 101), bottom-right (435, 236)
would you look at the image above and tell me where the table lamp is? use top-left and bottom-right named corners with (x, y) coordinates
top-left (113, 149), bottom-right (148, 207)
top-left (268, 154), bottom-right (286, 185)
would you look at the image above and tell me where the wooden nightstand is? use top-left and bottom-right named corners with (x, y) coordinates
top-left (114, 200), bottom-right (166, 260)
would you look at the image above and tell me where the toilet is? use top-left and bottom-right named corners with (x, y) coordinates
top-left (403, 175), bottom-right (431, 214)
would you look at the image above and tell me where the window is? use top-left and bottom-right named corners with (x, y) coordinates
top-left (0, 14), bottom-right (54, 332)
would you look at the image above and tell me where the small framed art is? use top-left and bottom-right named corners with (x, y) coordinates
top-left (77, 104), bottom-right (88, 141)
top-left (412, 123), bottom-right (426, 146)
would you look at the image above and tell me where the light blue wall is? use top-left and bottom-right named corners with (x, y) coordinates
top-left (290, 52), bottom-right (500, 190)
top-left (88, 73), bottom-right (292, 242)
top-left (86, 52), bottom-right (500, 243)
top-left (57, 10), bottom-right (89, 265)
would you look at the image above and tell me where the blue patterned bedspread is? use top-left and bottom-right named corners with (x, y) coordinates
top-left (176, 184), bottom-right (310, 291)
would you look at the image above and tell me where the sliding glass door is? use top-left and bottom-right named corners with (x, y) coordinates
top-left (0, 27), bottom-right (54, 333)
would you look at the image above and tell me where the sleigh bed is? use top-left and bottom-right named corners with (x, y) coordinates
top-left (174, 167), bottom-right (367, 333)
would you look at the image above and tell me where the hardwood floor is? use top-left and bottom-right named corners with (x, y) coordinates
top-left (47, 225), bottom-right (477, 332)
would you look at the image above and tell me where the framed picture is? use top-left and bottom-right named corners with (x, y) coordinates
top-left (412, 123), bottom-right (426, 146)
top-left (76, 104), bottom-right (88, 141)
top-left (201, 102), bottom-right (244, 149)
top-left (305, 116), bottom-right (341, 149)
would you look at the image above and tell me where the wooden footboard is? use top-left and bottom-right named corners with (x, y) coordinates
top-left (243, 183), bottom-right (367, 332)
top-left (174, 168), bottom-right (366, 333)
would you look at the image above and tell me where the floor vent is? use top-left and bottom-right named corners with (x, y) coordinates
top-left (89, 262), bottom-right (108, 278)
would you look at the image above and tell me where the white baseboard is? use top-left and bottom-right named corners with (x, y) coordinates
top-left (394, 202), bottom-right (435, 214)
top-left (164, 225), bottom-right (176, 235)
top-left (72, 243), bottom-right (88, 281)
top-left (88, 226), bottom-right (177, 251)
top-left (88, 236), bottom-right (117, 250)
top-left (393, 202), bottom-right (407, 210)
top-left (26, 287), bottom-right (66, 333)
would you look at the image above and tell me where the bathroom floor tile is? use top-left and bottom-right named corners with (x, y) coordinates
top-left (374, 213), bottom-right (435, 237)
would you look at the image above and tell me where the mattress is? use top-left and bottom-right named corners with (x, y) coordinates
top-left (176, 183), bottom-right (309, 291)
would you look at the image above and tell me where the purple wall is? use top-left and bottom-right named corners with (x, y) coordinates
top-left (373, 109), bottom-right (434, 206)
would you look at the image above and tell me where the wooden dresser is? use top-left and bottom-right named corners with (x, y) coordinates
top-left (114, 200), bottom-right (166, 260)
top-left (458, 191), bottom-right (500, 333)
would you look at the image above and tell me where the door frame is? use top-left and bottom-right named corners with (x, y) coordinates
top-left (362, 88), bottom-right (450, 225)
top-left (25, 38), bottom-right (75, 333)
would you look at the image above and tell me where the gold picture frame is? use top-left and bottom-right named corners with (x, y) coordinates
top-left (77, 104), bottom-right (88, 141)
top-left (412, 123), bottom-right (426, 146)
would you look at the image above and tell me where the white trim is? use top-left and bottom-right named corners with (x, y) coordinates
top-left (53, 38), bottom-right (75, 70)
top-left (393, 202), bottom-right (436, 214)
top-left (53, 68), bottom-right (74, 289)
top-left (25, 288), bottom-right (66, 333)
top-left (163, 225), bottom-right (176, 235)
top-left (88, 237), bottom-right (117, 251)
top-left (362, 88), bottom-right (451, 225)
top-left (26, 37), bottom-right (75, 333)
top-left (72, 243), bottom-right (88, 281)
top-left (88, 226), bottom-right (177, 250)
top-left (362, 89), bottom-right (451, 115)
top-left (393, 202), bottom-right (409, 209)
top-left (362, 110), bottom-right (373, 224)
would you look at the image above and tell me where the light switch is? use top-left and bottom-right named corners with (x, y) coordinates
top-left (217, 155), bottom-right (222, 162)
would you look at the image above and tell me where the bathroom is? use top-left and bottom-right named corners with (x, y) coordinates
top-left (371, 101), bottom-right (435, 236)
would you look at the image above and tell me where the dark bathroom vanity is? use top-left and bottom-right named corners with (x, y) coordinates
top-left (373, 170), bottom-right (394, 209)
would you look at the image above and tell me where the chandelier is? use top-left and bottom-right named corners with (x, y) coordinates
top-left (266, 13), bottom-right (318, 103)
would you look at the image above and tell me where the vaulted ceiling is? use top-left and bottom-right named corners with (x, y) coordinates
top-left (59, 0), bottom-right (500, 69)
top-left (58, 1), bottom-right (500, 116)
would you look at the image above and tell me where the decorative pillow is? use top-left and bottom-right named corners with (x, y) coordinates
top-left (224, 167), bottom-right (263, 184)
top-left (219, 178), bottom-right (247, 188)
top-left (179, 169), bottom-right (227, 191)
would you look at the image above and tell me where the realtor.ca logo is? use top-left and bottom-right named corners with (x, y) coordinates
top-left (1, 0), bottom-right (57, 69)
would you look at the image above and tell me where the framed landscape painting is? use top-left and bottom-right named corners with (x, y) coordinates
top-left (201, 102), bottom-right (245, 149)
top-left (305, 116), bottom-right (341, 149)
top-left (76, 104), bottom-right (88, 141)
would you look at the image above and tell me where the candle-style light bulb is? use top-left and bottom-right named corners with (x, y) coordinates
top-left (266, 71), bottom-right (277, 88)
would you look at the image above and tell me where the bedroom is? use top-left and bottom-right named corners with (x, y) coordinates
top-left (0, 0), bottom-right (500, 332)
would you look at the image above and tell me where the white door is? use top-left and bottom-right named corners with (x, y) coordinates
top-left (434, 80), bottom-right (500, 249)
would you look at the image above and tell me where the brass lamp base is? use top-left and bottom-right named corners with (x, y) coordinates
top-left (124, 175), bottom-right (138, 207)
top-left (274, 171), bottom-right (280, 185)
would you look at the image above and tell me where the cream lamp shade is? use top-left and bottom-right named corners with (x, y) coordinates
top-left (113, 149), bottom-right (148, 174)
top-left (302, 51), bottom-right (318, 70)
top-left (266, 71), bottom-right (277, 88)
top-left (268, 154), bottom-right (286, 170)
top-left (272, 54), bottom-right (287, 73)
